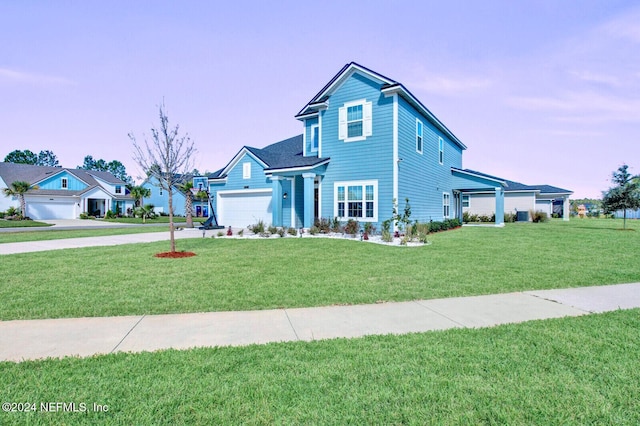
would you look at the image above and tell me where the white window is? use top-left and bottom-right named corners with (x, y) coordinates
top-left (61, 177), bottom-right (68, 189)
top-left (416, 119), bottom-right (423, 154)
top-left (338, 99), bottom-right (372, 142)
top-left (311, 124), bottom-right (319, 152)
top-left (439, 137), bottom-right (444, 165)
top-left (334, 180), bottom-right (377, 222)
top-left (443, 193), bottom-right (451, 218)
top-left (115, 185), bottom-right (122, 194)
top-left (243, 162), bottom-right (251, 179)
top-left (462, 195), bottom-right (470, 208)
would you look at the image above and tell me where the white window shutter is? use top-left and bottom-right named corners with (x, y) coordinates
top-left (338, 106), bottom-right (347, 140)
top-left (363, 101), bottom-right (372, 137)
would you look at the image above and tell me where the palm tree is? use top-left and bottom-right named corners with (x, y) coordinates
top-left (128, 185), bottom-right (151, 208)
top-left (3, 181), bottom-right (36, 219)
top-left (179, 181), bottom-right (194, 228)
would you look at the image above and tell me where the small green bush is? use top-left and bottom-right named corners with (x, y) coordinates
top-left (79, 212), bottom-right (89, 220)
top-left (0, 211), bottom-right (5, 219)
top-left (287, 227), bottom-right (297, 236)
top-left (237, 229), bottom-right (244, 237)
top-left (248, 220), bottom-right (266, 234)
top-left (331, 217), bottom-right (341, 233)
top-left (381, 229), bottom-right (393, 243)
top-left (217, 231), bottom-right (224, 237)
top-left (344, 219), bottom-right (360, 236)
top-left (530, 210), bottom-right (549, 223)
top-left (504, 212), bottom-right (517, 223)
top-left (267, 225), bottom-right (278, 235)
top-left (309, 226), bottom-right (320, 235)
top-left (276, 228), bottom-right (286, 237)
top-left (314, 218), bottom-right (331, 233)
top-left (105, 210), bottom-right (116, 219)
top-left (6, 206), bottom-right (20, 217)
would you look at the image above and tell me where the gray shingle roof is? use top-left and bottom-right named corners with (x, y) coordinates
top-left (464, 169), bottom-right (572, 194)
top-left (212, 135), bottom-right (330, 178)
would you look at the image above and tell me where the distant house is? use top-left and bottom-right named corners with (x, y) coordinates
top-left (459, 170), bottom-right (572, 220)
top-left (141, 174), bottom-right (211, 217)
top-left (0, 162), bottom-right (133, 219)
top-left (205, 62), bottom-right (571, 229)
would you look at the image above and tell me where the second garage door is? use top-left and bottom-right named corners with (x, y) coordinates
top-left (217, 190), bottom-right (273, 228)
top-left (26, 200), bottom-right (76, 219)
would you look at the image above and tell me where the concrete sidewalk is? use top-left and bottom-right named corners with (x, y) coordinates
top-left (0, 229), bottom-right (208, 255)
top-left (1, 283), bottom-right (638, 362)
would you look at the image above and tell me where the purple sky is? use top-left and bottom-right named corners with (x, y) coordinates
top-left (2, 1), bottom-right (639, 198)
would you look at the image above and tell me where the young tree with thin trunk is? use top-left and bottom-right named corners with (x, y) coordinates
top-left (130, 101), bottom-right (196, 252)
top-left (602, 164), bottom-right (640, 230)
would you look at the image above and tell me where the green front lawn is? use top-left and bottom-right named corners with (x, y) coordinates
top-left (101, 216), bottom-right (188, 224)
top-left (1, 219), bottom-right (638, 321)
top-left (0, 219), bottom-right (53, 228)
top-left (0, 227), bottom-right (168, 244)
top-left (1, 309), bottom-right (638, 424)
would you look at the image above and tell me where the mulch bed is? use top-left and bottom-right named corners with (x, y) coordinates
top-left (154, 251), bottom-right (197, 258)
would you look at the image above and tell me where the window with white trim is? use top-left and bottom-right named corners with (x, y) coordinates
top-left (338, 99), bottom-right (372, 142)
top-left (438, 137), bottom-right (444, 164)
top-left (335, 180), bottom-right (377, 221)
top-left (242, 162), bottom-right (251, 179)
top-left (115, 185), bottom-right (122, 194)
top-left (443, 192), bottom-right (451, 218)
top-left (462, 195), bottom-right (470, 208)
top-left (416, 119), bottom-right (423, 154)
top-left (310, 124), bottom-right (319, 152)
top-left (61, 177), bottom-right (68, 189)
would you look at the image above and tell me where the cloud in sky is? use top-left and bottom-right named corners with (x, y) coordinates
top-left (0, 68), bottom-right (74, 86)
top-left (408, 72), bottom-right (492, 96)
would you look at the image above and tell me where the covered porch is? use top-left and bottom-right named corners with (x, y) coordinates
top-left (269, 164), bottom-right (327, 229)
top-left (451, 168), bottom-right (508, 226)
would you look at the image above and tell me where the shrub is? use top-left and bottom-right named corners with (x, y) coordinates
top-left (276, 228), bottom-right (286, 237)
top-left (309, 225), bottom-right (320, 235)
top-left (381, 229), bottom-right (393, 243)
top-left (314, 217), bottom-right (331, 233)
top-left (248, 220), bottom-right (266, 234)
top-left (105, 210), bottom-right (116, 219)
top-left (344, 219), bottom-right (360, 236)
top-left (331, 217), bottom-right (342, 233)
top-left (6, 206), bottom-right (20, 217)
top-left (363, 222), bottom-right (376, 236)
top-left (0, 211), bottom-right (4, 219)
top-left (217, 231), bottom-right (224, 237)
top-left (504, 212), bottom-right (517, 223)
top-left (79, 212), bottom-right (89, 220)
top-left (287, 227), bottom-right (297, 236)
top-left (237, 229), bottom-right (244, 237)
top-left (478, 214), bottom-right (492, 223)
top-left (530, 210), bottom-right (549, 223)
top-left (267, 225), bottom-right (278, 235)
top-left (429, 221), bottom-right (442, 233)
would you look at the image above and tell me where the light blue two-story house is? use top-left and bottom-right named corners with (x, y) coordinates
top-left (207, 62), bottom-right (523, 230)
top-left (141, 175), bottom-right (211, 217)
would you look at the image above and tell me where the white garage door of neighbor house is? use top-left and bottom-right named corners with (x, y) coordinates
top-left (27, 201), bottom-right (75, 220)
top-left (218, 191), bottom-right (273, 228)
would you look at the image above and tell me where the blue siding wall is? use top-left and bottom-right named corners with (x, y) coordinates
top-left (209, 153), bottom-right (271, 201)
top-left (318, 71), bottom-right (394, 228)
top-left (397, 96), bottom-right (463, 222)
top-left (38, 171), bottom-right (87, 191)
top-left (304, 117), bottom-right (319, 156)
top-left (142, 179), bottom-right (186, 216)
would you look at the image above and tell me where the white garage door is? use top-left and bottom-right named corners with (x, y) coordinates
top-left (218, 190), bottom-right (272, 228)
top-left (27, 201), bottom-right (76, 219)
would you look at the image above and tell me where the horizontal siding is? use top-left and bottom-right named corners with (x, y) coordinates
top-left (318, 71), bottom-right (394, 228)
top-left (142, 179), bottom-right (186, 216)
top-left (38, 171), bottom-right (87, 191)
top-left (397, 96), bottom-right (463, 222)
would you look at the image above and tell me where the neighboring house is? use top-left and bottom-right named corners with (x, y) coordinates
top-left (614, 209), bottom-right (640, 219)
top-left (0, 162), bottom-right (133, 219)
top-left (207, 62), bottom-right (571, 229)
top-left (459, 170), bottom-right (572, 220)
top-left (141, 174), bottom-right (211, 217)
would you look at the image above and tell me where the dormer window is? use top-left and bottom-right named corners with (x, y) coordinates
top-left (61, 178), bottom-right (68, 189)
top-left (115, 185), bottom-right (122, 194)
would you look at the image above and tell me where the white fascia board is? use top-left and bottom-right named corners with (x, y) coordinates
top-left (219, 148), bottom-right (268, 177)
top-left (217, 188), bottom-right (273, 196)
top-left (265, 159), bottom-right (330, 175)
top-left (451, 168), bottom-right (507, 187)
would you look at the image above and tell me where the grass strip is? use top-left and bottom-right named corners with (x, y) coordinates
top-left (1, 309), bottom-right (639, 424)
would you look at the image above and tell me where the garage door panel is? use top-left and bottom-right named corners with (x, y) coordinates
top-left (218, 191), bottom-right (272, 228)
top-left (27, 201), bottom-right (75, 220)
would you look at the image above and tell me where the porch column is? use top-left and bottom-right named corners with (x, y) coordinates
top-left (563, 196), bottom-right (570, 221)
top-left (495, 187), bottom-right (504, 227)
top-left (302, 172), bottom-right (316, 229)
top-left (271, 176), bottom-right (283, 227)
